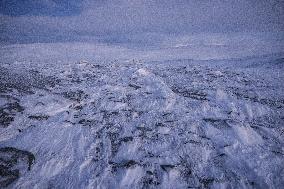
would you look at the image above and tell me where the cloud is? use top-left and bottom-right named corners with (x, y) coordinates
top-left (1, 0), bottom-right (284, 43)
top-left (0, 0), bottom-right (82, 16)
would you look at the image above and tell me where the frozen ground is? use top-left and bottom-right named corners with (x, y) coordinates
top-left (0, 42), bottom-right (284, 188)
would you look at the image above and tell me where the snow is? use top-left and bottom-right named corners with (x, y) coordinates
top-left (0, 42), bottom-right (284, 188)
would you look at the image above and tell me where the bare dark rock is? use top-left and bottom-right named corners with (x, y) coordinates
top-left (0, 147), bottom-right (35, 187)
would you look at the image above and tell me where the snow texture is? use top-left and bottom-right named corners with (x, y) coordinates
top-left (0, 43), bottom-right (284, 188)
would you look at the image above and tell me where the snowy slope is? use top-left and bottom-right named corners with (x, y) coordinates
top-left (0, 43), bottom-right (284, 189)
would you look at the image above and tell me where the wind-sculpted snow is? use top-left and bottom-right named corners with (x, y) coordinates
top-left (0, 53), bottom-right (284, 188)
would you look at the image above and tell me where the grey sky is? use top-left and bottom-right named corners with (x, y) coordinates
top-left (1, 0), bottom-right (283, 43)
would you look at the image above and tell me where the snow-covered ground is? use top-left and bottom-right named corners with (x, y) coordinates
top-left (0, 41), bottom-right (284, 188)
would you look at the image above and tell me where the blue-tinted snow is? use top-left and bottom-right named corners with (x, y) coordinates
top-left (0, 42), bottom-right (283, 188)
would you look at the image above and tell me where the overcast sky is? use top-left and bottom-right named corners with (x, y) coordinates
top-left (1, 0), bottom-right (284, 44)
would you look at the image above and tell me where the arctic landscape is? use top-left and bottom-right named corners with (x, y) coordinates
top-left (1, 1), bottom-right (284, 189)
